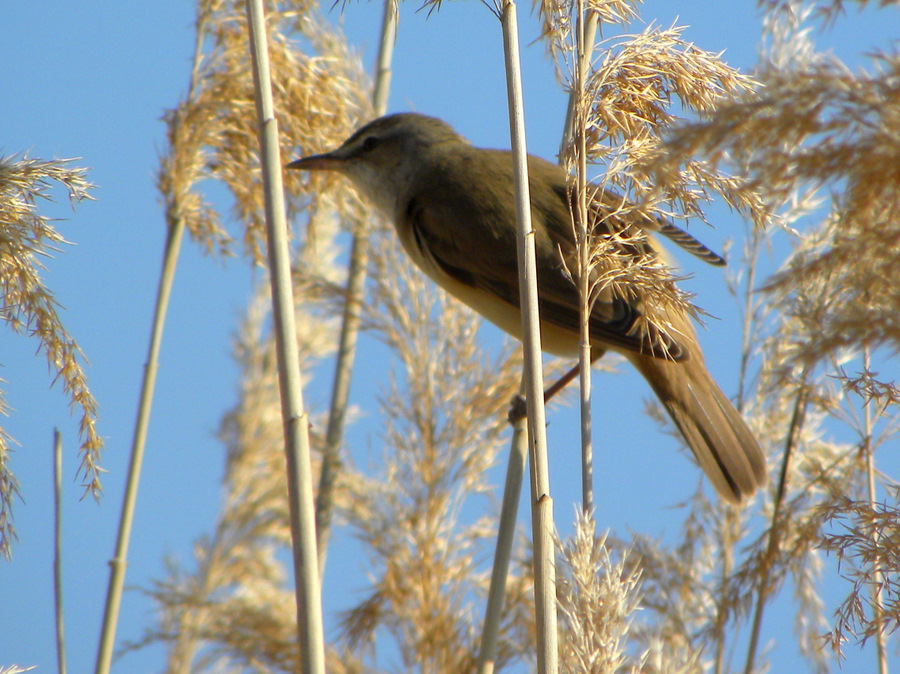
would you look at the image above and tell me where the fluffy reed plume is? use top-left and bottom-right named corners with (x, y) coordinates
top-left (556, 513), bottom-right (642, 673)
top-left (0, 155), bottom-right (101, 557)
top-left (157, 0), bottom-right (370, 264)
top-left (552, 11), bottom-right (765, 360)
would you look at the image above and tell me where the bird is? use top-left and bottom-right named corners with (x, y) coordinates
top-left (287, 112), bottom-right (767, 503)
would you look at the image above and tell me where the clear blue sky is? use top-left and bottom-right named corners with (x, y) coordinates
top-left (1, 1), bottom-right (897, 672)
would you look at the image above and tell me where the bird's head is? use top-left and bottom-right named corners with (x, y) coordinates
top-left (287, 113), bottom-right (466, 216)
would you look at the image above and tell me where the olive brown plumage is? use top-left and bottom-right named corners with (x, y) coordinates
top-left (288, 113), bottom-right (767, 503)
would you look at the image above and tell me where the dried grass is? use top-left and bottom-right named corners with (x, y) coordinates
top-left (556, 513), bottom-right (642, 673)
top-left (0, 154), bottom-right (101, 557)
top-left (553, 17), bottom-right (765, 361)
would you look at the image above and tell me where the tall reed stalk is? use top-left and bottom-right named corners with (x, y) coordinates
top-left (92, 8), bottom-right (209, 670)
top-left (244, 0), bottom-right (325, 669)
top-left (500, 2), bottom-right (558, 671)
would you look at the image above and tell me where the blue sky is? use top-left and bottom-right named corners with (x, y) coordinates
top-left (1, 1), bottom-right (898, 672)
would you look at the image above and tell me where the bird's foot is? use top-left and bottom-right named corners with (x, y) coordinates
top-left (507, 394), bottom-right (527, 425)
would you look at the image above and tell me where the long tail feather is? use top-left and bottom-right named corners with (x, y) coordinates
top-left (657, 221), bottom-right (727, 267)
top-left (630, 352), bottom-right (767, 503)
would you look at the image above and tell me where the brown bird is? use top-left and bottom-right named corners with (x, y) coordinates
top-left (287, 112), bottom-right (767, 503)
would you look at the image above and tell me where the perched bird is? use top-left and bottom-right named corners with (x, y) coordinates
top-left (288, 112), bottom-right (767, 503)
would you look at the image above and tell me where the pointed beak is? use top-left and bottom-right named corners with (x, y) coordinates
top-left (286, 151), bottom-right (344, 172)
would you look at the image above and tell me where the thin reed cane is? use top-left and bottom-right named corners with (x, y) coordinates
top-left (571, 4), bottom-right (597, 515)
top-left (477, 391), bottom-right (529, 674)
top-left (244, 0), bottom-right (326, 670)
top-left (94, 211), bottom-right (186, 674)
top-left (480, 6), bottom-right (600, 669)
top-left (93, 10), bottom-right (210, 671)
top-left (743, 377), bottom-right (809, 674)
top-left (53, 429), bottom-right (67, 674)
top-left (862, 347), bottom-right (888, 674)
top-left (501, 2), bottom-right (558, 670)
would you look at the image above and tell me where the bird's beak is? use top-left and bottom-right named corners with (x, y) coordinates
top-left (286, 151), bottom-right (343, 172)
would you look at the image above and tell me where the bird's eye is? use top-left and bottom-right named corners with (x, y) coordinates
top-left (361, 136), bottom-right (378, 152)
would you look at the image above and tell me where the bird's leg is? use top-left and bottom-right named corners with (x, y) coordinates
top-left (507, 350), bottom-right (604, 424)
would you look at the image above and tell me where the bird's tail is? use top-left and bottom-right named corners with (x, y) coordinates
top-left (630, 352), bottom-right (767, 503)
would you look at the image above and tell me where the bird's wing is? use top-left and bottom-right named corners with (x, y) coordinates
top-left (535, 181), bottom-right (687, 361)
top-left (403, 178), bottom-right (686, 361)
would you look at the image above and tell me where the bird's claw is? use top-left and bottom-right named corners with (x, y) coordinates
top-left (507, 394), bottom-right (527, 424)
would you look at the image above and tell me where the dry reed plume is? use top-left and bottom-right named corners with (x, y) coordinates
top-left (0, 154), bottom-right (101, 558)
